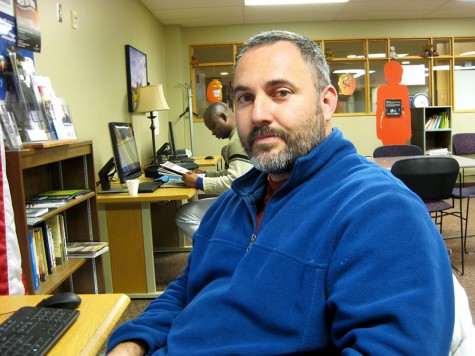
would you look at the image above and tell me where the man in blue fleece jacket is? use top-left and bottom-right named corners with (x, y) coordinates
top-left (107, 30), bottom-right (454, 355)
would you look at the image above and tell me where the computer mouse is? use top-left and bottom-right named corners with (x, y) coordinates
top-left (36, 292), bottom-right (82, 309)
top-left (205, 156), bottom-right (214, 160)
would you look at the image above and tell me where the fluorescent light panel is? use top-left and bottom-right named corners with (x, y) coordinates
top-left (245, 0), bottom-right (348, 5)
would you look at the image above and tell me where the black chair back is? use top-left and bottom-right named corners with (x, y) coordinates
top-left (391, 157), bottom-right (459, 201)
top-left (373, 144), bottom-right (423, 158)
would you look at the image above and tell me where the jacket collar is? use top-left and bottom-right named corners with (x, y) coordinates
top-left (232, 128), bottom-right (356, 197)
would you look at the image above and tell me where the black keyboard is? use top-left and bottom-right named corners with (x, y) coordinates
top-left (0, 306), bottom-right (79, 355)
top-left (175, 161), bottom-right (199, 170)
top-left (138, 181), bottom-right (163, 193)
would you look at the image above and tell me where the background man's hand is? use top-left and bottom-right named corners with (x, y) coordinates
top-left (182, 171), bottom-right (199, 188)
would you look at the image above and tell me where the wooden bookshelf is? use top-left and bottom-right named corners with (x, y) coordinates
top-left (5, 141), bottom-right (105, 294)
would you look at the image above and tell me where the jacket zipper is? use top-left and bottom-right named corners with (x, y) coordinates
top-left (247, 233), bottom-right (257, 251)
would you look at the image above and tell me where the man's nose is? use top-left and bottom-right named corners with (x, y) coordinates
top-left (251, 95), bottom-right (274, 126)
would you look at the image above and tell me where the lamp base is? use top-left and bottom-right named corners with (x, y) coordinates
top-left (144, 164), bottom-right (162, 178)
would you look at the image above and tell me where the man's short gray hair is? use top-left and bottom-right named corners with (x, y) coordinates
top-left (235, 30), bottom-right (331, 94)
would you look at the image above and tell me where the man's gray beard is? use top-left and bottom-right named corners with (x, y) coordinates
top-left (244, 106), bottom-right (326, 174)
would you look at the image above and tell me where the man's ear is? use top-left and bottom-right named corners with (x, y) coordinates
top-left (320, 85), bottom-right (338, 121)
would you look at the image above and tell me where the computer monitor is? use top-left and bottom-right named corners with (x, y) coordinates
top-left (168, 121), bottom-right (177, 159)
top-left (108, 122), bottom-right (142, 184)
top-left (168, 121), bottom-right (188, 161)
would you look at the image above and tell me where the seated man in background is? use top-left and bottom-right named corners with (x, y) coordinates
top-left (107, 30), bottom-right (454, 355)
top-left (176, 102), bottom-right (253, 238)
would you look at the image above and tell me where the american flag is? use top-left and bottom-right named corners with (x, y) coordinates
top-left (0, 129), bottom-right (25, 295)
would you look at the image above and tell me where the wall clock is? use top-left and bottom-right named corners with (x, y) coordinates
top-left (412, 93), bottom-right (430, 108)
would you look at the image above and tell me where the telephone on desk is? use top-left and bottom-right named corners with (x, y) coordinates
top-left (142, 143), bottom-right (198, 178)
top-left (156, 142), bottom-right (170, 158)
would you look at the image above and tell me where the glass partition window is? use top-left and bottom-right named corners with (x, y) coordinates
top-left (433, 59), bottom-right (451, 107)
top-left (433, 38), bottom-right (452, 56)
top-left (331, 61), bottom-right (367, 113)
top-left (324, 40), bottom-right (365, 59)
top-left (192, 45), bottom-right (234, 63)
top-left (368, 40), bottom-right (387, 59)
top-left (454, 58), bottom-right (475, 110)
top-left (369, 60), bottom-right (387, 112)
top-left (389, 39), bottom-right (429, 58)
top-left (191, 36), bottom-right (475, 117)
top-left (193, 65), bottom-right (235, 116)
top-left (400, 59), bottom-right (429, 96)
top-left (454, 39), bottom-right (475, 56)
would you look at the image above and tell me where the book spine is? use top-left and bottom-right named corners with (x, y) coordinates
top-left (28, 230), bottom-right (39, 291)
top-left (41, 223), bottom-right (56, 274)
top-left (34, 228), bottom-right (47, 282)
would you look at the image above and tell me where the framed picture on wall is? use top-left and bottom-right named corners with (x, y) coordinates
top-left (125, 45), bottom-right (148, 112)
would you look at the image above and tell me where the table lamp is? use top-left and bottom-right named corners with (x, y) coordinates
top-left (135, 84), bottom-right (170, 173)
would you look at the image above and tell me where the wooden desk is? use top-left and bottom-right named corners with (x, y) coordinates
top-left (193, 155), bottom-right (223, 170)
top-left (369, 154), bottom-right (475, 170)
top-left (0, 294), bottom-right (130, 355)
top-left (97, 185), bottom-right (197, 298)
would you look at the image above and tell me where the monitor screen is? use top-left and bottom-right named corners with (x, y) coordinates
top-left (108, 122), bottom-right (142, 184)
top-left (168, 121), bottom-right (177, 158)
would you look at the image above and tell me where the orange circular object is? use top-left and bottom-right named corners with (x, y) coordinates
top-left (207, 79), bottom-right (223, 103)
top-left (338, 73), bottom-right (356, 95)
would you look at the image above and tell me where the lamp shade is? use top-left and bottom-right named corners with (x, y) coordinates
top-left (135, 84), bottom-right (170, 113)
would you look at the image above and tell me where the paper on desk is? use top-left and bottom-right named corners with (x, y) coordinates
top-left (159, 161), bottom-right (190, 176)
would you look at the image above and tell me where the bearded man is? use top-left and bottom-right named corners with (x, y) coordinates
top-left (107, 30), bottom-right (454, 356)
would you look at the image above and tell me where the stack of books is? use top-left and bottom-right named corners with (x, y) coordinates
top-left (66, 241), bottom-right (109, 259)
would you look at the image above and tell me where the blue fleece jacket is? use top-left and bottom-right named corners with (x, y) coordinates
top-left (107, 128), bottom-right (454, 355)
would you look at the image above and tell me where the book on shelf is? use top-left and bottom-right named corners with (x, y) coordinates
top-left (66, 241), bottom-right (109, 258)
top-left (45, 215), bottom-right (67, 266)
top-left (41, 222), bottom-right (56, 274)
top-left (32, 227), bottom-right (47, 283)
top-left (36, 188), bottom-right (92, 198)
top-left (26, 207), bottom-right (49, 226)
top-left (26, 200), bottom-right (67, 209)
top-left (28, 230), bottom-right (39, 290)
top-left (26, 207), bottom-right (49, 217)
top-left (425, 112), bottom-right (449, 130)
top-left (26, 188), bottom-right (93, 207)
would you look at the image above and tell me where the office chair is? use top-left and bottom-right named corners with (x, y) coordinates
top-left (452, 133), bottom-right (475, 253)
top-left (391, 157), bottom-right (465, 275)
top-left (373, 144), bottom-right (422, 158)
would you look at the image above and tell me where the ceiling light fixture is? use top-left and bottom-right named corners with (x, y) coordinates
top-left (245, 0), bottom-right (348, 6)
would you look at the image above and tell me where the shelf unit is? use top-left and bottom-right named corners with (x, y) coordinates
top-left (410, 106), bottom-right (452, 154)
top-left (5, 141), bottom-right (105, 295)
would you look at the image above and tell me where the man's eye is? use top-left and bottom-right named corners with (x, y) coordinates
top-left (275, 90), bottom-right (291, 98)
top-left (236, 94), bottom-right (252, 103)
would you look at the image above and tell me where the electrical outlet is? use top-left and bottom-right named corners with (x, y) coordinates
top-left (71, 10), bottom-right (79, 29)
top-left (56, 2), bottom-right (62, 23)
